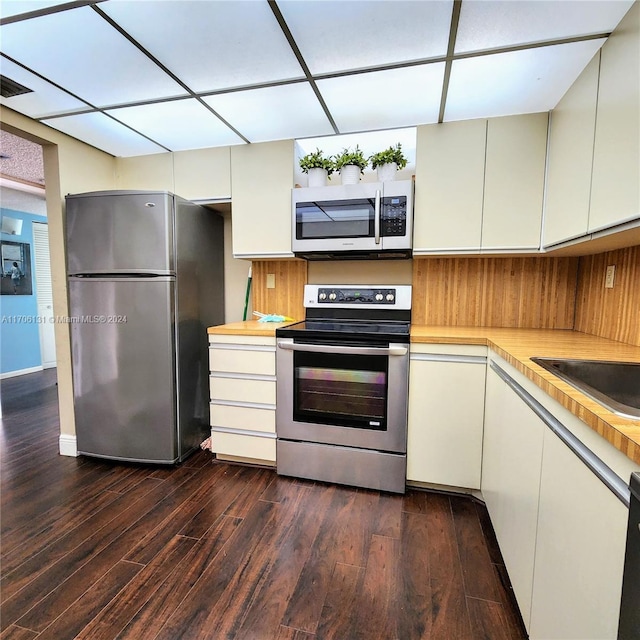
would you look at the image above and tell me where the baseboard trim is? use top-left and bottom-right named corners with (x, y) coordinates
top-left (0, 365), bottom-right (44, 379)
top-left (59, 434), bottom-right (78, 457)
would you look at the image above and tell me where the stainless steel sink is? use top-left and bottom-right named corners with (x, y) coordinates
top-left (530, 357), bottom-right (640, 419)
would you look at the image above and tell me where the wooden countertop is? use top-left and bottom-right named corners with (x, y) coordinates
top-left (411, 326), bottom-right (640, 465)
top-left (208, 320), bottom-right (297, 337)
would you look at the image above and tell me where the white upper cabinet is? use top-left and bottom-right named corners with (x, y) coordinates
top-left (589, 1), bottom-right (640, 233)
top-left (413, 114), bottom-right (548, 254)
top-left (230, 140), bottom-right (296, 259)
top-left (543, 54), bottom-right (600, 248)
top-left (413, 119), bottom-right (487, 253)
top-left (482, 113), bottom-right (548, 251)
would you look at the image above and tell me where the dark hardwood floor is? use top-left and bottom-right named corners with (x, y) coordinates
top-left (1, 369), bottom-right (527, 640)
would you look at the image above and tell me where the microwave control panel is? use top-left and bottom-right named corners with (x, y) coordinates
top-left (381, 196), bottom-right (407, 236)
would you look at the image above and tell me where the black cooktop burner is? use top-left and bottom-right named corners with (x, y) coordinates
top-left (276, 319), bottom-right (410, 344)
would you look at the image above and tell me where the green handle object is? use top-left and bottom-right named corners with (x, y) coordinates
top-left (242, 265), bottom-right (252, 321)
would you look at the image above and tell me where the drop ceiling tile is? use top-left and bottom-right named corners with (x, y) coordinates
top-left (278, 0), bottom-right (453, 74)
top-left (41, 112), bottom-right (167, 157)
top-left (0, 6), bottom-right (187, 106)
top-left (0, 57), bottom-right (88, 118)
top-left (445, 39), bottom-right (606, 121)
top-left (317, 64), bottom-right (445, 133)
top-left (455, 0), bottom-right (634, 53)
top-left (101, 0), bottom-right (304, 92)
top-left (106, 99), bottom-right (245, 151)
top-left (0, 0), bottom-right (70, 19)
top-left (203, 83), bottom-right (334, 143)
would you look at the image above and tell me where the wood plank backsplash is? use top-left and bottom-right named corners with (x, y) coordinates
top-left (575, 245), bottom-right (640, 346)
top-left (251, 260), bottom-right (307, 321)
top-left (412, 256), bottom-right (579, 328)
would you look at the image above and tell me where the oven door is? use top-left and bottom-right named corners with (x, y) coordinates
top-left (276, 338), bottom-right (409, 453)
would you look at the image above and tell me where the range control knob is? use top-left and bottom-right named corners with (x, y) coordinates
top-left (375, 293), bottom-right (384, 301)
top-left (386, 293), bottom-right (395, 302)
top-left (329, 292), bottom-right (337, 301)
top-left (319, 292), bottom-right (327, 300)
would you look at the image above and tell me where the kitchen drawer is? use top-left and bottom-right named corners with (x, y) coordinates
top-left (210, 430), bottom-right (276, 462)
top-left (209, 375), bottom-right (276, 405)
top-left (209, 345), bottom-right (275, 376)
top-left (210, 403), bottom-right (275, 433)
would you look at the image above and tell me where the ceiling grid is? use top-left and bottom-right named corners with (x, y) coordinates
top-left (0, 0), bottom-right (634, 157)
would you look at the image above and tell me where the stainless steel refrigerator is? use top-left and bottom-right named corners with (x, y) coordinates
top-left (65, 190), bottom-right (224, 464)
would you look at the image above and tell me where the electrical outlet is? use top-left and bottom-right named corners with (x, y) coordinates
top-left (266, 273), bottom-right (276, 289)
top-left (605, 265), bottom-right (615, 289)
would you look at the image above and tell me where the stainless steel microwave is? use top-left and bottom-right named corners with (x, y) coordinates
top-left (291, 180), bottom-right (413, 260)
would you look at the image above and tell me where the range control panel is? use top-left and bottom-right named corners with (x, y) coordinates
top-left (317, 287), bottom-right (396, 304)
top-left (304, 285), bottom-right (412, 310)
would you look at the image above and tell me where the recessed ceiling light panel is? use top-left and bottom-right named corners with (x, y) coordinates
top-left (101, 0), bottom-right (305, 92)
top-left (317, 64), bottom-right (445, 133)
top-left (0, 6), bottom-right (187, 106)
top-left (203, 84), bottom-right (334, 143)
top-left (279, 0), bottom-right (453, 74)
top-left (455, 0), bottom-right (634, 53)
top-left (445, 39), bottom-right (606, 121)
top-left (42, 112), bottom-right (167, 157)
top-left (106, 99), bottom-right (245, 151)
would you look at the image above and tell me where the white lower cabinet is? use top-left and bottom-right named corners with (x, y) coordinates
top-left (529, 431), bottom-right (629, 640)
top-left (407, 345), bottom-right (487, 489)
top-left (483, 353), bottom-right (636, 640)
top-left (208, 335), bottom-right (277, 464)
top-left (482, 361), bottom-right (545, 631)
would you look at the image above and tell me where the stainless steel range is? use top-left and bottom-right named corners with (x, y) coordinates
top-left (275, 284), bottom-right (411, 493)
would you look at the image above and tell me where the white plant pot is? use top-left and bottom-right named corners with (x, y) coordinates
top-left (340, 164), bottom-right (361, 185)
top-left (307, 167), bottom-right (328, 188)
top-left (376, 162), bottom-right (398, 182)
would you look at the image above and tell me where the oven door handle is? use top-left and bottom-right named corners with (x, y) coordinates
top-left (277, 341), bottom-right (407, 357)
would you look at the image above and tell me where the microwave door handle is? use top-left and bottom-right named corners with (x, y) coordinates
top-left (374, 189), bottom-right (381, 245)
top-left (277, 341), bottom-right (407, 357)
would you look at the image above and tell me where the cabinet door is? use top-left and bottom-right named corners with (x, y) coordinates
top-left (231, 140), bottom-right (295, 259)
top-left (543, 54), bottom-right (599, 247)
top-left (407, 352), bottom-right (486, 489)
top-left (589, 1), bottom-right (640, 233)
top-left (413, 120), bottom-right (486, 253)
top-left (482, 113), bottom-right (548, 251)
top-left (481, 364), bottom-right (545, 631)
top-left (529, 430), bottom-right (628, 640)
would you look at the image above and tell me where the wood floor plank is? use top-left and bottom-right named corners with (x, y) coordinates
top-left (235, 483), bottom-right (335, 639)
top-left (466, 596), bottom-right (518, 640)
top-left (402, 488), bottom-right (430, 514)
top-left (116, 515), bottom-right (242, 640)
top-left (282, 485), bottom-right (366, 633)
top-left (372, 491), bottom-right (403, 539)
top-left (151, 499), bottom-right (281, 640)
top-left (426, 493), bottom-right (474, 640)
top-left (276, 625), bottom-right (316, 639)
top-left (32, 560), bottom-right (142, 640)
top-left (393, 511), bottom-right (432, 640)
top-left (0, 625), bottom-right (39, 640)
top-left (451, 495), bottom-right (503, 602)
top-left (315, 563), bottom-right (363, 640)
top-left (354, 534), bottom-right (402, 640)
top-left (223, 466), bottom-right (277, 517)
top-left (74, 535), bottom-right (197, 640)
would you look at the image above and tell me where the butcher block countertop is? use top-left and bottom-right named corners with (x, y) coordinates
top-left (411, 326), bottom-right (640, 465)
top-left (208, 320), bottom-right (295, 337)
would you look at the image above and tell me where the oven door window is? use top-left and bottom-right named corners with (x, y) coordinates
top-left (293, 351), bottom-right (388, 430)
top-left (295, 198), bottom-right (374, 240)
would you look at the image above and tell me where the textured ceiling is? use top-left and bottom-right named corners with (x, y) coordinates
top-left (0, 129), bottom-right (45, 184)
top-left (0, 0), bottom-right (636, 158)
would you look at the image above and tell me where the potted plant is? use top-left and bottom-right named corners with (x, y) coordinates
top-left (299, 148), bottom-right (334, 187)
top-left (369, 143), bottom-right (408, 181)
top-left (333, 146), bottom-right (368, 185)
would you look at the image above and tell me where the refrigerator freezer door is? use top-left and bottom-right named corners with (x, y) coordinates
top-left (69, 277), bottom-right (178, 463)
top-left (66, 191), bottom-right (174, 275)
